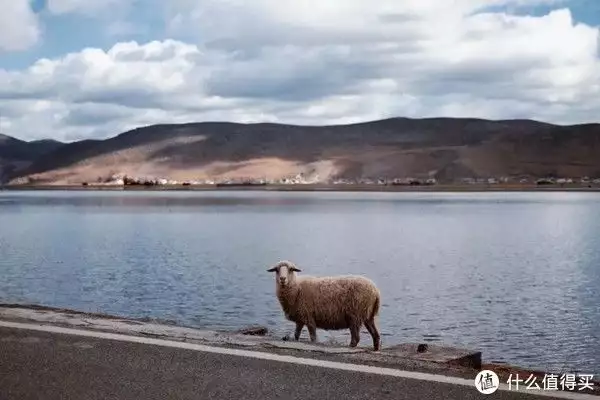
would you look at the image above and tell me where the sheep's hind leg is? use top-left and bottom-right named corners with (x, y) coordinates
top-left (307, 325), bottom-right (317, 342)
top-left (349, 323), bottom-right (361, 348)
top-left (364, 318), bottom-right (381, 351)
top-left (294, 322), bottom-right (304, 341)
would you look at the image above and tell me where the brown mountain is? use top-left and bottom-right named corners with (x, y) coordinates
top-left (0, 134), bottom-right (64, 183)
top-left (3, 117), bottom-right (600, 185)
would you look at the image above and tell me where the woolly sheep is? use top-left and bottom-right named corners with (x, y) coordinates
top-left (267, 260), bottom-right (381, 351)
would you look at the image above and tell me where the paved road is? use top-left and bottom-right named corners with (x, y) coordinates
top-left (0, 326), bottom-right (593, 400)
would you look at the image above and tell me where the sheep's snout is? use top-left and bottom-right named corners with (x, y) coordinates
top-left (278, 276), bottom-right (288, 286)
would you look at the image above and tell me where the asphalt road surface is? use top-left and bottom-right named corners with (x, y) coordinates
top-left (0, 325), bottom-right (594, 400)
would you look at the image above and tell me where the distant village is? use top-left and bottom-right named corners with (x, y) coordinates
top-left (81, 173), bottom-right (600, 187)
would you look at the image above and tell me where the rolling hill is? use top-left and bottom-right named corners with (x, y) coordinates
top-left (2, 117), bottom-right (600, 185)
top-left (0, 134), bottom-right (64, 184)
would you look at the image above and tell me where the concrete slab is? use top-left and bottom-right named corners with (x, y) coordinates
top-left (264, 340), bottom-right (367, 354)
top-left (382, 343), bottom-right (482, 370)
top-left (2, 304), bottom-right (598, 397)
top-left (0, 304), bottom-right (479, 370)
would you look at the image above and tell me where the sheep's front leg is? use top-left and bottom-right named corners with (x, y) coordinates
top-left (349, 323), bottom-right (361, 348)
top-left (294, 322), bottom-right (304, 341)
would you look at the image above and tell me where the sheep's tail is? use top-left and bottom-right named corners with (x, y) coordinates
top-left (370, 293), bottom-right (380, 320)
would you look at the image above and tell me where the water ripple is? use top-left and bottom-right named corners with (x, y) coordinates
top-left (0, 190), bottom-right (599, 375)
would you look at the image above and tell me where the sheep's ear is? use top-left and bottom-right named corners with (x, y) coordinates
top-left (267, 267), bottom-right (278, 272)
top-left (290, 266), bottom-right (301, 272)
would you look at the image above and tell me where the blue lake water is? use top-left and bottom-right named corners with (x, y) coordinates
top-left (0, 190), bottom-right (598, 375)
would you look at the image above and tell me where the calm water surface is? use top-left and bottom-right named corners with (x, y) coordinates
top-left (0, 190), bottom-right (598, 375)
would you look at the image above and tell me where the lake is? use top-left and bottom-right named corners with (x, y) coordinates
top-left (0, 189), bottom-right (598, 375)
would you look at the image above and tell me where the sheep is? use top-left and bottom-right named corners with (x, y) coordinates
top-left (266, 260), bottom-right (381, 351)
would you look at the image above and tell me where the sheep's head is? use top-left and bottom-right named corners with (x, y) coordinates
top-left (267, 260), bottom-right (301, 288)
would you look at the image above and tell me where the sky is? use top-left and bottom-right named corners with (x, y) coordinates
top-left (0, 0), bottom-right (599, 142)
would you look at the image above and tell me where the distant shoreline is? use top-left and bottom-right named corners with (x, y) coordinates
top-left (2, 183), bottom-right (600, 192)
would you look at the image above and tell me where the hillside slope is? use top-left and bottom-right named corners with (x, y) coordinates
top-left (4, 117), bottom-right (600, 185)
top-left (0, 134), bottom-right (64, 183)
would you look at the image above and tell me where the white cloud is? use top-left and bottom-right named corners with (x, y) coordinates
top-left (165, 0), bottom-right (567, 45)
top-left (1, 1), bottom-right (599, 141)
top-left (0, 0), bottom-right (40, 51)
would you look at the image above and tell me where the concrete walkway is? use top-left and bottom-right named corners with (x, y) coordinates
top-left (0, 305), bottom-right (597, 400)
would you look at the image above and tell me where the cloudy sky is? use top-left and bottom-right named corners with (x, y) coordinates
top-left (0, 0), bottom-right (599, 142)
